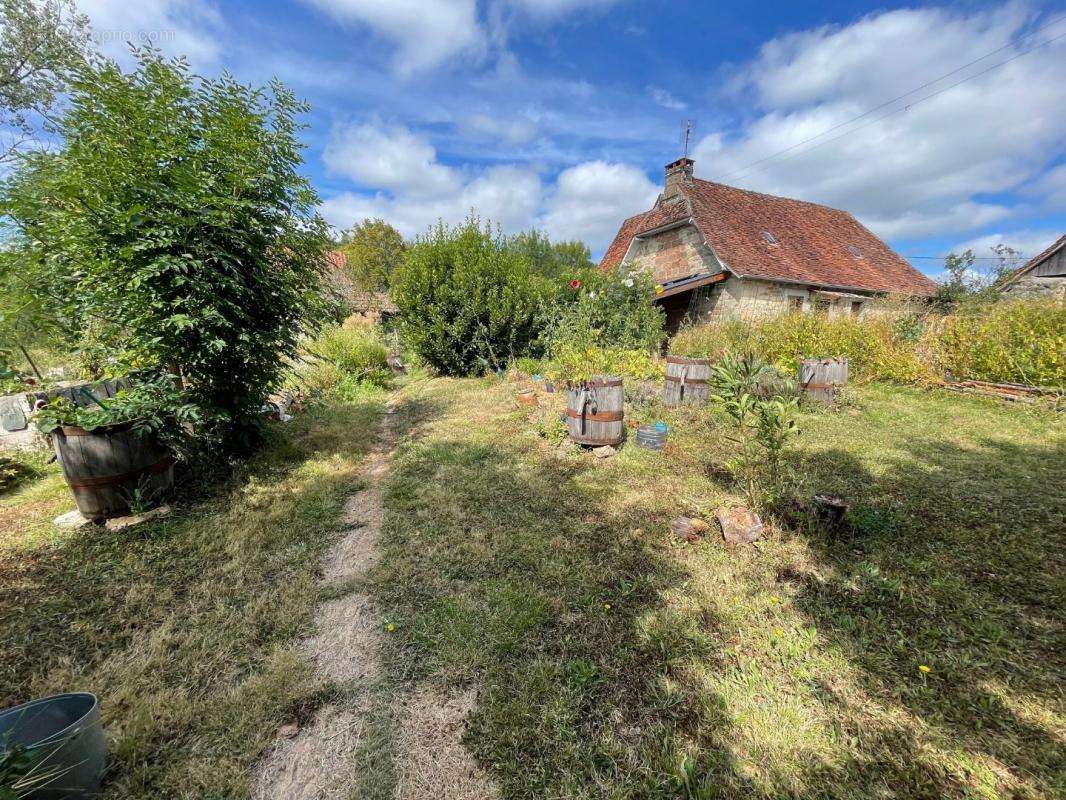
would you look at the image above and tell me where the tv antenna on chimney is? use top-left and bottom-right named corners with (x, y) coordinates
top-left (680, 120), bottom-right (695, 159)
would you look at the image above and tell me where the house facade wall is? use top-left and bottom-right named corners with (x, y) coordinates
top-left (624, 224), bottom-right (713, 285)
top-left (681, 277), bottom-right (872, 323)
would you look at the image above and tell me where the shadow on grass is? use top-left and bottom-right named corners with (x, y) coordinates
top-left (0, 397), bottom-right (392, 798)
top-left (373, 429), bottom-right (769, 798)
top-left (787, 436), bottom-right (1065, 796)
top-left (0, 454), bottom-right (44, 497)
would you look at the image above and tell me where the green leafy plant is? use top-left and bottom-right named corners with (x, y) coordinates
top-left (32, 376), bottom-right (202, 456)
top-left (1, 49), bottom-right (332, 452)
top-left (0, 735), bottom-right (69, 800)
top-left (711, 353), bottom-right (799, 508)
top-left (391, 216), bottom-right (551, 376)
top-left (337, 218), bottom-right (407, 294)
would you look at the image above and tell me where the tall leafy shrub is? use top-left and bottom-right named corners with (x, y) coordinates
top-left (0, 50), bottom-right (331, 448)
top-left (391, 218), bottom-right (549, 375)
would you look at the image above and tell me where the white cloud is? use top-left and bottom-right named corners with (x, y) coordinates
top-left (950, 229), bottom-right (1060, 260)
top-left (539, 160), bottom-right (658, 248)
top-left (1026, 163), bottom-right (1066, 210)
top-left (78, 0), bottom-right (223, 65)
top-left (323, 121), bottom-right (460, 197)
top-left (648, 86), bottom-right (686, 111)
top-left (693, 7), bottom-right (1066, 240)
top-left (320, 166), bottom-right (542, 239)
top-left (319, 118), bottom-right (656, 253)
top-left (459, 113), bottom-right (539, 145)
top-left (298, 0), bottom-right (484, 76)
top-left (506, 0), bottom-right (619, 17)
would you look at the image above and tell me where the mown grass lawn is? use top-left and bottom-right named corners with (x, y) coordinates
top-left (374, 378), bottom-right (1064, 799)
top-left (0, 396), bottom-right (385, 798)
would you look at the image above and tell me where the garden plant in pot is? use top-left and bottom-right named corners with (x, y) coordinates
top-left (33, 377), bottom-right (198, 519)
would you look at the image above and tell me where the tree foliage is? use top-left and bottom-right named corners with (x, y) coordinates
top-left (0, 49), bottom-right (332, 448)
top-left (391, 217), bottom-right (550, 375)
top-left (0, 0), bottom-right (92, 160)
top-left (338, 217), bottom-right (407, 293)
top-left (508, 229), bottom-right (593, 278)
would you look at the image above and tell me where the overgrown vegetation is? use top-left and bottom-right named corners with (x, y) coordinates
top-left (287, 319), bottom-right (392, 399)
top-left (0, 49), bottom-right (332, 450)
top-left (672, 297), bottom-right (1065, 387)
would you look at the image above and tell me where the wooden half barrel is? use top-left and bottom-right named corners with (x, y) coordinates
top-left (798, 357), bottom-right (850, 403)
top-left (51, 421), bottom-right (174, 518)
top-left (662, 356), bottom-right (712, 407)
top-left (565, 376), bottom-right (624, 446)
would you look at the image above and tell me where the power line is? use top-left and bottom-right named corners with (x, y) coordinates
top-left (716, 15), bottom-right (1066, 183)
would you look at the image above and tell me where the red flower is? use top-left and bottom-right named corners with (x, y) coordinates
top-left (569, 279), bottom-right (581, 289)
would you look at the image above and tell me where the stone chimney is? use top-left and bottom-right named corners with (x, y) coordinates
top-left (664, 157), bottom-right (694, 198)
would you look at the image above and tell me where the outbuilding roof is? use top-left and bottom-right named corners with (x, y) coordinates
top-left (601, 177), bottom-right (937, 296)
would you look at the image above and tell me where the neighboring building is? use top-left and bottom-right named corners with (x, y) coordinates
top-left (600, 158), bottom-right (937, 333)
top-left (325, 250), bottom-right (398, 323)
top-left (1000, 235), bottom-right (1066, 299)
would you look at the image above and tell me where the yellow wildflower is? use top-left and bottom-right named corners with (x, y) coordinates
top-left (918, 664), bottom-right (931, 673)
top-left (386, 623), bottom-right (396, 633)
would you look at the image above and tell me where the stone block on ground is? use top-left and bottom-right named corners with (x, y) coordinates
top-left (717, 506), bottom-right (764, 544)
top-left (105, 504), bottom-right (172, 531)
top-left (54, 509), bottom-right (94, 529)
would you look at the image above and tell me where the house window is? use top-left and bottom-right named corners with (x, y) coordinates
top-left (847, 244), bottom-right (862, 257)
top-left (761, 230), bottom-right (778, 245)
top-left (850, 300), bottom-right (863, 316)
top-left (814, 299), bottom-right (831, 314)
top-left (788, 296), bottom-right (804, 313)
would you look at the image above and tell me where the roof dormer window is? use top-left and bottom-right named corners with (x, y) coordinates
top-left (847, 244), bottom-right (862, 257)
top-left (761, 230), bottom-right (778, 245)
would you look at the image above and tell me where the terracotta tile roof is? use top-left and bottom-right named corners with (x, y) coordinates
top-left (1004, 234), bottom-right (1065, 283)
top-left (601, 178), bottom-right (937, 296)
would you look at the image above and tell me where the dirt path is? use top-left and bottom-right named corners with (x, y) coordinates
top-left (254, 399), bottom-right (495, 800)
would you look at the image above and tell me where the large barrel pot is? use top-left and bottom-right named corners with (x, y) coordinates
top-left (798, 357), bottom-right (850, 403)
top-left (662, 356), bottom-right (712, 407)
top-left (0, 692), bottom-right (107, 799)
top-left (51, 420), bottom-right (174, 519)
top-left (565, 376), bottom-right (624, 446)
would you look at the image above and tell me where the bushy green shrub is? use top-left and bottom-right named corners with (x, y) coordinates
top-left (927, 298), bottom-right (1065, 386)
top-left (391, 218), bottom-right (550, 375)
top-left (1, 50), bottom-right (332, 451)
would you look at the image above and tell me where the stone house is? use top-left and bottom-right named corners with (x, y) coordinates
top-left (1000, 235), bottom-right (1065, 299)
top-left (325, 250), bottom-right (398, 323)
top-left (600, 158), bottom-right (937, 333)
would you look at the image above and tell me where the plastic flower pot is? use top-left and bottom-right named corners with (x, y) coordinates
top-left (0, 693), bottom-right (107, 799)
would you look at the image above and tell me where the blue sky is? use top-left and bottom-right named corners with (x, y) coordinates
top-left (77, 0), bottom-right (1066, 275)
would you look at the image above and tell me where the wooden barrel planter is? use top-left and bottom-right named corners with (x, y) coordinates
top-left (798, 357), bottom-right (850, 403)
top-left (565, 376), bottom-right (624, 446)
top-left (51, 421), bottom-right (174, 519)
top-left (662, 356), bottom-right (712, 407)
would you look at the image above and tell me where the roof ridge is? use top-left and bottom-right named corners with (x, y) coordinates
top-left (687, 176), bottom-right (851, 215)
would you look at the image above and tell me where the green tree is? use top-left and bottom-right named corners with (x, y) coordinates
top-left (392, 217), bottom-right (549, 375)
top-left (1, 49), bottom-right (332, 448)
top-left (0, 0), bottom-right (92, 160)
top-left (338, 217), bottom-right (407, 292)
top-left (508, 229), bottom-right (593, 278)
